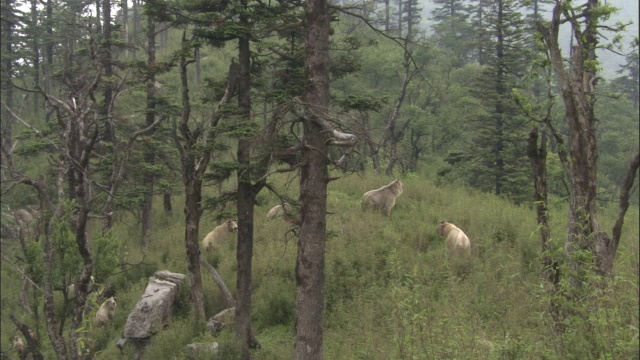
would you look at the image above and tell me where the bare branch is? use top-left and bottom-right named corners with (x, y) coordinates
top-left (611, 153), bottom-right (640, 250)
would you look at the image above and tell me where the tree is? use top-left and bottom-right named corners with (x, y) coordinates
top-left (1, 0), bottom-right (17, 179)
top-left (383, 0), bottom-right (423, 175)
top-left (536, 0), bottom-right (639, 280)
top-left (613, 37), bottom-right (639, 108)
top-left (294, 0), bottom-right (331, 357)
top-left (234, 0), bottom-right (261, 356)
top-left (171, 34), bottom-right (232, 321)
top-left (430, 0), bottom-right (475, 67)
top-left (465, 0), bottom-right (531, 201)
top-left (141, 15), bottom-right (158, 247)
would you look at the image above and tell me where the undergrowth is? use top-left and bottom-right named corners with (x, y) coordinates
top-left (1, 172), bottom-right (637, 359)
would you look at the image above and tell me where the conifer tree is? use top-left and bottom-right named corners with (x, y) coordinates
top-left (465, 0), bottom-right (531, 201)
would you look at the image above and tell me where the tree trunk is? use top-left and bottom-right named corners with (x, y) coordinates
top-left (493, 0), bottom-right (505, 195)
top-left (121, 0), bottom-right (128, 58)
top-left (141, 16), bottom-right (157, 247)
top-left (1, 0), bottom-right (15, 176)
top-left (184, 182), bottom-right (206, 320)
top-left (384, 45), bottom-right (412, 176)
top-left (31, 0), bottom-right (40, 114)
top-left (538, 0), bottom-right (637, 281)
top-left (527, 128), bottom-right (558, 284)
top-left (234, 18), bottom-right (260, 356)
top-left (132, 0), bottom-right (140, 58)
top-left (294, 0), bottom-right (330, 357)
top-left (176, 42), bottom-right (206, 321)
top-left (100, 0), bottom-right (116, 233)
top-left (44, 0), bottom-right (53, 98)
top-left (42, 211), bottom-right (69, 359)
top-left (163, 192), bottom-right (172, 213)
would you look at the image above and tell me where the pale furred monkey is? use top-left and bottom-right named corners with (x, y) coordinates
top-left (12, 335), bottom-right (24, 356)
top-left (437, 221), bottom-right (471, 256)
top-left (201, 220), bottom-right (239, 252)
top-left (361, 179), bottom-right (405, 217)
top-left (266, 203), bottom-right (292, 220)
top-left (95, 297), bottom-right (117, 327)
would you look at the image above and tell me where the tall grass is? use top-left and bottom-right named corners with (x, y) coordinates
top-left (1, 171), bottom-right (637, 359)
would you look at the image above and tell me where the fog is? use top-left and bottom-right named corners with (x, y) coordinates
top-left (421, 0), bottom-right (639, 79)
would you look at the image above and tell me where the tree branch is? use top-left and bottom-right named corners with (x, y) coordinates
top-left (611, 153), bottom-right (640, 251)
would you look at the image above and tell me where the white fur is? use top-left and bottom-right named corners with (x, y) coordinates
top-left (12, 335), bottom-right (24, 355)
top-left (438, 221), bottom-right (471, 256)
top-left (202, 220), bottom-right (238, 252)
top-left (95, 297), bottom-right (117, 327)
top-left (361, 179), bottom-right (405, 216)
top-left (266, 203), bottom-right (292, 220)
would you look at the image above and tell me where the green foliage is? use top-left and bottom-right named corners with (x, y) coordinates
top-left (92, 231), bottom-right (124, 283)
top-left (50, 202), bottom-right (83, 285)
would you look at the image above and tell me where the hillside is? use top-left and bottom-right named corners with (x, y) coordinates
top-left (3, 170), bottom-right (637, 359)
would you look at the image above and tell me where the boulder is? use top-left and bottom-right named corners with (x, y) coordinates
top-left (117, 271), bottom-right (186, 350)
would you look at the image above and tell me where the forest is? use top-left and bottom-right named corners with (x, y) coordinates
top-left (0, 0), bottom-right (638, 359)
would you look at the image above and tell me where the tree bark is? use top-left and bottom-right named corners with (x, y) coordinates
top-left (31, 0), bottom-right (40, 114)
top-left (294, 0), bottom-right (330, 358)
top-left (42, 209), bottom-right (69, 359)
top-left (234, 16), bottom-right (260, 357)
top-left (537, 0), bottom-right (636, 280)
top-left (384, 39), bottom-right (413, 176)
top-left (172, 34), bottom-right (239, 322)
top-left (177, 45), bottom-right (206, 320)
top-left (1, 0), bottom-right (15, 178)
top-left (527, 128), bottom-right (558, 284)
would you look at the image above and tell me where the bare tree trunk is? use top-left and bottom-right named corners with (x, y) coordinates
top-left (100, 0), bottom-right (116, 233)
top-left (121, 0), bottom-right (128, 58)
top-left (172, 34), bottom-right (238, 321)
top-left (194, 48), bottom-right (201, 87)
top-left (184, 183), bottom-right (206, 320)
top-left (527, 128), bottom-right (558, 284)
top-left (294, 0), bottom-right (330, 357)
top-left (537, 0), bottom-right (637, 281)
top-left (176, 43), bottom-right (206, 320)
top-left (1, 0), bottom-right (15, 176)
top-left (163, 192), bottom-right (172, 213)
top-left (31, 0), bottom-right (40, 114)
top-left (45, 0), bottom-right (53, 97)
top-left (132, 0), bottom-right (140, 58)
top-left (384, 55), bottom-right (410, 175)
top-left (201, 256), bottom-right (234, 307)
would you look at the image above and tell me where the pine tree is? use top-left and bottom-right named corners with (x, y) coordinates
top-left (430, 0), bottom-right (475, 67)
top-left (466, 0), bottom-right (532, 201)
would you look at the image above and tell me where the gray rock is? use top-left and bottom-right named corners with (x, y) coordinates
top-left (122, 271), bottom-right (186, 339)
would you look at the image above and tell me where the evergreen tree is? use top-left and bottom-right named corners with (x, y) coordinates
top-left (465, 0), bottom-right (532, 201)
top-left (613, 37), bottom-right (639, 108)
top-left (430, 0), bottom-right (475, 67)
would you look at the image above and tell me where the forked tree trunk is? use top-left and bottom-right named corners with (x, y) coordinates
top-left (177, 45), bottom-right (206, 320)
top-left (538, 0), bottom-right (639, 280)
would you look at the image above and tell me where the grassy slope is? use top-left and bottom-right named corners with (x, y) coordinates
top-left (1, 170), bottom-right (638, 359)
